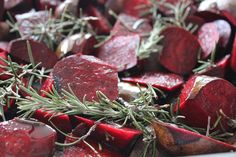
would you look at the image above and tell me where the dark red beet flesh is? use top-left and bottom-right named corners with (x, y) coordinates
top-left (4, 0), bottom-right (32, 15)
top-left (52, 54), bottom-right (119, 101)
top-left (159, 27), bottom-right (201, 75)
top-left (70, 116), bottom-right (142, 152)
top-left (0, 0), bottom-right (4, 20)
top-left (152, 120), bottom-right (236, 156)
top-left (98, 34), bottom-right (140, 72)
top-left (0, 118), bottom-right (56, 157)
top-left (230, 35), bottom-right (236, 73)
top-left (197, 22), bottom-right (220, 59)
top-left (177, 75), bottom-right (236, 129)
top-left (123, 0), bottom-right (149, 17)
top-left (122, 72), bottom-right (184, 91)
top-left (8, 39), bottom-right (58, 69)
top-left (111, 13), bottom-right (152, 36)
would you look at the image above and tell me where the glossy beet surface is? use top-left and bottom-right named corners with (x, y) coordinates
top-left (152, 120), bottom-right (236, 156)
top-left (0, 118), bottom-right (56, 157)
top-left (122, 72), bottom-right (184, 91)
top-left (52, 54), bottom-right (119, 101)
top-left (98, 34), bottom-right (140, 72)
top-left (177, 75), bottom-right (236, 129)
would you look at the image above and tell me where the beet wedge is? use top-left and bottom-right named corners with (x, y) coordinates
top-left (70, 116), bottom-right (142, 153)
top-left (97, 34), bottom-right (140, 72)
top-left (159, 26), bottom-right (201, 75)
top-left (231, 35), bottom-right (236, 73)
top-left (8, 39), bottom-right (58, 69)
top-left (0, 118), bottom-right (56, 157)
top-left (177, 75), bottom-right (236, 129)
top-left (122, 72), bottom-right (184, 91)
top-left (52, 54), bottom-right (118, 101)
top-left (152, 120), bottom-right (236, 156)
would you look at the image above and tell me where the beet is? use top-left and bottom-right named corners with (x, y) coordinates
top-left (56, 33), bottom-right (96, 58)
top-left (85, 5), bottom-right (111, 34)
top-left (199, 54), bottom-right (230, 78)
top-left (185, 15), bottom-right (205, 34)
top-left (15, 10), bottom-right (49, 39)
top-left (111, 13), bottom-right (152, 36)
top-left (122, 72), bottom-right (184, 91)
top-left (152, 120), bottom-right (236, 156)
top-left (0, 22), bottom-right (10, 40)
top-left (105, 0), bottom-right (124, 14)
top-left (70, 116), bottom-right (142, 153)
top-left (0, 42), bottom-right (9, 50)
top-left (221, 10), bottom-right (236, 27)
top-left (97, 34), bottom-right (140, 72)
top-left (8, 39), bottom-right (58, 69)
top-left (231, 36), bottom-right (236, 72)
top-left (197, 22), bottom-right (220, 59)
top-left (177, 75), bottom-right (236, 129)
top-left (0, 118), bottom-right (56, 157)
top-left (123, 0), bottom-right (149, 17)
top-left (52, 54), bottom-right (118, 101)
top-left (0, 48), bottom-right (10, 80)
top-left (159, 26), bottom-right (201, 75)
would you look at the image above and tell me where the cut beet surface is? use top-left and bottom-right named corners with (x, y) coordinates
top-left (123, 0), bottom-right (150, 17)
top-left (199, 54), bottom-right (230, 78)
top-left (122, 72), bottom-right (184, 91)
top-left (230, 35), bottom-right (236, 73)
top-left (152, 120), bottom-right (236, 156)
top-left (8, 39), bottom-right (58, 69)
top-left (15, 10), bottom-right (49, 39)
top-left (70, 116), bottom-right (142, 153)
top-left (52, 54), bottom-right (119, 101)
top-left (97, 34), bottom-right (140, 72)
top-left (159, 26), bottom-right (201, 75)
top-left (177, 75), bottom-right (236, 130)
top-left (197, 22), bottom-right (220, 59)
top-left (111, 13), bottom-right (152, 36)
top-left (0, 118), bottom-right (56, 157)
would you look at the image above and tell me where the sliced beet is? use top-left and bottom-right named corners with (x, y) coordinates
top-left (177, 75), bottom-right (236, 129)
top-left (152, 120), bottom-right (236, 156)
top-left (111, 13), bottom-right (152, 36)
top-left (0, 118), bottom-right (56, 157)
top-left (123, 0), bottom-right (150, 17)
top-left (4, 0), bottom-right (32, 15)
top-left (197, 22), bottom-right (220, 59)
top-left (231, 36), bottom-right (236, 72)
top-left (69, 116), bottom-right (142, 155)
top-left (15, 10), bottom-right (49, 39)
top-left (97, 34), bottom-right (140, 72)
top-left (221, 10), bottom-right (236, 27)
top-left (122, 72), bottom-right (184, 91)
top-left (8, 39), bottom-right (58, 69)
top-left (52, 54), bottom-right (118, 101)
top-left (199, 54), bottom-right (230, 78)
top-left (85, 5), bottom-right (111, 34)
top-left (56, 33), bottom-right (96, 58)
top-left (159, 26), bottom-right (201, 75)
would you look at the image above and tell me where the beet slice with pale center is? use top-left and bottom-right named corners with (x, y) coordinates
top-left (152, 120), bottom-right (236, 156)
top-left (159, 26), bottom-right (201, 75)
top-left (0, 118), bottom-right (56, 157)
top-left (97, 34), bottom-right (140, 72)
top-left (122, 72), bottom-right (184, 91)
top-left (177, 75), bottom-right (236, 129)
top-left (52, 54), bottom-right (119, 101)
top-left (8, 39), bottom-right (58, 69)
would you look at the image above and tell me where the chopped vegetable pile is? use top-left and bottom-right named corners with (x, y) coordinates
top-left (1, 0), bottom-right (236, 157)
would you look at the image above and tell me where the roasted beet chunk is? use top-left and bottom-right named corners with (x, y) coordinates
top-left (52, 54), bottom-right (119, 101)
top-left (8, 39), bottom-right (58, 69)
top-left (98, 34), bottom-right (140, 72)
top-left (122, 72), bottom-right (184, 91)
top-left (152, 120), bottom-right (236, 156)
top-left (159, 27), bottom-right (201, 75)
top-left (0, 118), bottom-right (56, 157)
top-left (177, 75), bottom-right (236, 129)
